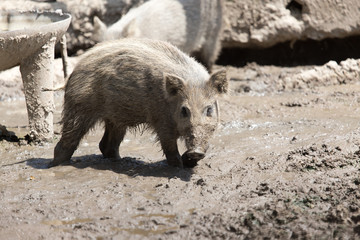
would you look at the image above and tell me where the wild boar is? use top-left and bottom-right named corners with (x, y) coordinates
top-left (92, 0), bottom-right (224, 70)
top-left (49, 38), bottom-right (227, 168)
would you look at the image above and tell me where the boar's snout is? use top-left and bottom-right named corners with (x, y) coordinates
top-left (183, 125), bottom-right (213, 163)
top-left (182, 147), bottom-right (207, 168)
top-left (184, 148), bottom-right (206, 160)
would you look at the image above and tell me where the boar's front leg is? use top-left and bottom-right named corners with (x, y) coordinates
top-left (157, 132), bottom-right (183, 168)
top-left (99, 121), bottom-right (126, 159)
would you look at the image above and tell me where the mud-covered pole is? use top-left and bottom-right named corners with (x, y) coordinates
top-left (20, 35), bottom-right (56, 142)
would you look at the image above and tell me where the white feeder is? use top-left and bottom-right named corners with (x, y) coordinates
top-left (0, 10), bottom-right (71, 142)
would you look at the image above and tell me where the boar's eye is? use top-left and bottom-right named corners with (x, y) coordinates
top-left (206, 106), bottom-right (214, 117)
top-left (181, 106), bottom-right (190, 118)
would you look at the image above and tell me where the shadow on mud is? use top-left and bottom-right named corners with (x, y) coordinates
top-left (26, 155), bottom-right (193, 181)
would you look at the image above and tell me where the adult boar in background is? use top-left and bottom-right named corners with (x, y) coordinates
top-left (92, 0), bottom-right (224, 70)
top-left (48, 38), bottom-right (228, 169)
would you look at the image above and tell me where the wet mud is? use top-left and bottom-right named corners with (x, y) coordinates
top-left (1, 62), bottom-right (360, 239)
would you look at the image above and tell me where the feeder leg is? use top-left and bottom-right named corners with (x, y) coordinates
top-left (60, 34), bottom-right (69, 79)
top-left (20, 36), bottom-right (57, 142)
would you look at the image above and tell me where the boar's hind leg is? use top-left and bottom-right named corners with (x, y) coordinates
top-left (157, 132), bottom-right (183, 168)
top-left (199, 33), bottom-right (222, 71)
top-left (99, 121), bottom-right (126, 159)
top-left (50, 115), bottom-right (97, 168)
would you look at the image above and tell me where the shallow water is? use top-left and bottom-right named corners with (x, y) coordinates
top-left (1, 81), bottom-right (360, 239)
top-left (0, 14), bottom-right (53, 32)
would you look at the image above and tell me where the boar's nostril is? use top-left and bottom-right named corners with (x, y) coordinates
top-left (186, 149), bottom-right (205, 160)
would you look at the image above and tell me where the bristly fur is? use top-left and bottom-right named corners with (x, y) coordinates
top-left (127, 123), bottom-right (151, 136)
top-left (50, 38), bottom-right (228, 168)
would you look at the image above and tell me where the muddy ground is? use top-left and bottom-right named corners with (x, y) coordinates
top-left (0, 59), bottom-right (360, 239)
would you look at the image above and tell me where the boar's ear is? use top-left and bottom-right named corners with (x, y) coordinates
top-left (93, 16), bottom-right (107, 42)
top-left (208, 69), bottom-right (228, 94)
top-left (93, 16), bottom-right (107, 32)
top-left (164, 73), bottom-right (186, 97)
top-left (123, 19), bottom-right (140, 38)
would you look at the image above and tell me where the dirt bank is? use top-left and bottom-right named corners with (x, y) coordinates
top-left (1, 58), bottom-right (360, 239)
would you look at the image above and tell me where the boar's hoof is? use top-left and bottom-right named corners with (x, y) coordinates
top-left (47, 159), bottom-right (66, 168)
top-left (47, 161), bottom-right (58, 168)
top-left (48, 155), bottom-right (71, 168)
top-left (49, 143), bottom-right (74, 168)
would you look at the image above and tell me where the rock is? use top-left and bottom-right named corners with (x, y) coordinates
top-left (222, 0), bottom-right (360, 48)
top-left (1, 0), bottom-right (359, 53)
top-left (0, 124), bottom-right (18, 142)
top-left (280, 58), bottom-right (360, 90)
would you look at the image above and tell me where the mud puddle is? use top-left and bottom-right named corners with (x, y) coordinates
top-left (1, 69), bottom-right (360, 239)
